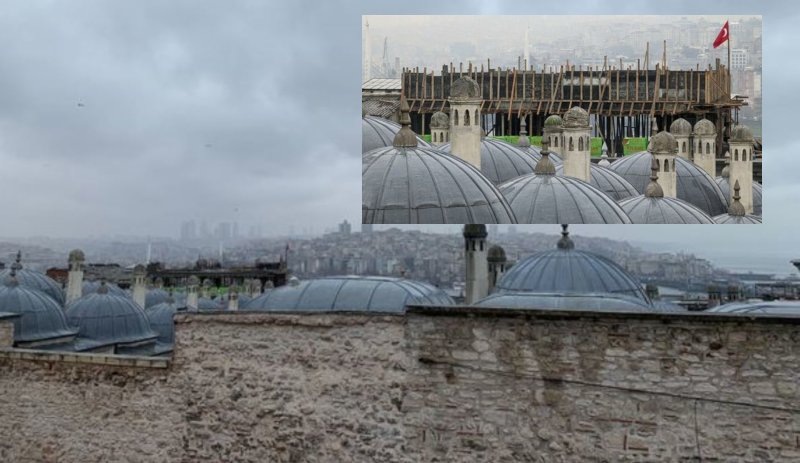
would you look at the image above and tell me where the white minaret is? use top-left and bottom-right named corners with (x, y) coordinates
top-left (561, 106), bottom-right (591, 182)
top-left (543, 114), bottom-right (564, 156)
top-left (693, 118), bottom-right (717, 177)
top-left (362, 18), bottom-right (371, 83)
top-left (487, 245), bottom-right (507, 294)
top-left (186, 276), bottom-right (200, 311)
top-left (448, 76), bottom-right (482, 169)
top-left (463, 224), bottom-right (488, 305)
top-left (132, 264), bottom-right (147, 309)
top-left (729, 124), bottom-right (755, 214)
top-left (66, 249), bottom-right (85, 305)
top-left (649, 131), bottom-right (679, 198)
top-left (227, 286), bottom-right (239, 311)
top-left (430, 111), bottom-right (450, 146)
top-left (670, 118), bottom-right (692, 160)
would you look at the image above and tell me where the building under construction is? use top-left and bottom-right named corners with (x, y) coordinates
top-left (399, 58), bottom-right (746, 159)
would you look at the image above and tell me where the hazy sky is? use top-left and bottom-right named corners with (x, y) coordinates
top-left (0, 0), bottom-right (796, 270)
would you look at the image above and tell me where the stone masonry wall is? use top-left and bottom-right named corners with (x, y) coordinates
top-left (0, 310), bottom-right (799, 462)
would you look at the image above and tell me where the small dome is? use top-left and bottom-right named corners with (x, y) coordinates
top-left (476, 292), bottom-right (654, 312)
top-left (619, 196), bottom-right (715, 224)
top-left (449, 76), bottom-right (481, 99)
top-left (362, 116), bottom-right (430, 154)
top-left (495, 228), bottom-right (649, 304)
top-left (544, 114), bottom-right (564, 128)
top-left (669, 118), bottom-right (692, 136)
top-left (555, 164), bottom-right (638, 201)
top-left (0, 267), bottom-right (65, 306)
top-left (487, 245), bottom-right (506, 263)
top-left (730, 124), bottom-right (754, 143)
top-left (430, 111), bottom-right (449, 129)
top-left (608, 152), bottom-right (728, 216)
top-left (363, 145), bottom-right (516, 224)
top-left (145, 288), bottom-right (170, 309)
top-left (242, 276), bottom-right (454, 313)
top-left (649, 131), bottom-right (677, 154)
top-left (146, 301), bottom-right (183, 346)
top-left (66, 289), bottom-right (157, 347)
top-left (693, 118), bottom-right (716, 136)
top-left (0, 276), bottom-right (78, 343)
top-left (68, 249), bottom-right (85, 262)
top-left (82, 280), bottom-right (129, 298)
top-left (714, 178), bottom-right (762, 216)
top-left (499, 174), bottom-right (632, 224)
top-left (563, 106), bottom-right (589, 128)
top-left (440, 138), bottom-right (538, 184)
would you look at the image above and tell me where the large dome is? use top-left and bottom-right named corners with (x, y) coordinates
top-left (494, 226), bottom-right (649, 304)
top-left (362, 116), bottom-right (430, 154)
top-left (363, 145), bottom-right (516, 223)
top-left (556, 164), bottom-right (638, 201)
top-left (82, 280), bottom-right (129, 298)
top-left (440, 138), bottom-right (538, 184)
top-left (608, 151), bottom-right (728, 216)
top-left (498, 173), bottom-right (632, 224)
top-left (476, 292), bottom-right (654, 312)
top-left (66, 285), bottom-right (157, 349)
top-left (242, 276), bottom-right (454, 313)
top-left (0, 275), bottom-right (77, 344)
top-left (0, 258), bottom-right (64, 306)
top-left (715, 177), bottom-right (762, 216)
top-left (619, 195), bottom-right (715, 224)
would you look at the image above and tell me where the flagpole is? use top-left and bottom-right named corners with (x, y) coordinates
top-left (727, 19), bottom-right (731, 79)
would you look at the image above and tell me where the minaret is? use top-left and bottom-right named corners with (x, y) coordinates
top-left (561, 106), bottom-right (591, 182)
top-left (186, 276), bottom-right (200, 311)
top-left (132, 264), bottom-right (147, 309)
top-left (517, 116), bottom-right (530, 148)
top-left (227, 286), bottom-right (239, 311)
top-left (648, 130), bottom-right (678, 198)
top-left (463, 224), bottom-right (488, 305)
top-left (669, 118), bottom-right (692, 160)
top-left (487, 245), bottom-right (507, 294)
top-left (543, 115), bottom-right (564, 156)
top-left (66, 249), bottom-right (85, 304)
top-left (430, 111), bottom-right (450, 146)
top-left (692, 118), bottom-right (717, 177)
top-left (448, 76), bottom-right (482, 169)
top-left (728, 124), bottom-right (755, 214)
top-left (362, 18), bottom-right (371, 83)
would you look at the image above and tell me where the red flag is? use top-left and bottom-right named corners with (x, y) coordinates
top-left (713, 21), bottom-right (729, 49)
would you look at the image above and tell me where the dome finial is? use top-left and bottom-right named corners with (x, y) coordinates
top-left (534, 140), bottom-right (556, 175)
top-left (557, 224), bottom-right (574, 250)
top-left (392, 94), bottom-right (418, 148)
top-left (518, 115), bottom-right (530, 148)
top-left (728, 180), bottom-right (746, 216)
top-left (644, 157), bottom-right (664, 198)
top-left (11, 251), bottom-right (22, 271)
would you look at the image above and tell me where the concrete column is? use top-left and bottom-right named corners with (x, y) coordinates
top-left (561, 107), bottom-right (591, 182)
top-left (649, 131), bottom-right (678, 198)
top-left (729, 125), bottom-right (755, 214)
top-left (487, 245), bottom-right (507, 294)
top-left (187, 276), bottom-right (199, 311)
top-left (693, 119), bottom-right (717, 177)
top-left (669, 118), bottom-right (692, 161)
top-left (448, 76), bottom-right (482, 169)
top-left (132, 264), bottom-right (147, 309)
top-left (227, 287), bottom-right (239, 311)
top-left (543, 115), bottom-right (564, 156)
top-left (66, 249), bottom-right (85, 305)
top-left (464, 225), bottom-right (488, 305)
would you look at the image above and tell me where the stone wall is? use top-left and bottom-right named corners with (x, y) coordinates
top-left (0, 309), bottom-right (799, 462)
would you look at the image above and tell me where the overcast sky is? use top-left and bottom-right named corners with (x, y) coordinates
top-left (0, 0), bottom-right (796, 270)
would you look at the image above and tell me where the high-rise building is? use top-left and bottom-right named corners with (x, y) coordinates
top-left (338, 220), bottom-right (352, 235)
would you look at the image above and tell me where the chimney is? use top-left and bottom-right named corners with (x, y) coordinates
top-left (227, 286), bottom-right (239, 311)
top-left (728, 125), bottom-right (755, 214)
top-left (186, 276), bottom-right (200, 311)
top-left (561, 107), bottom-right (591, 182)
top-left (463, 224), bottom-right (488, 304)
top-left (132, 264), bottom-right (147, 309)
top-left (448, 76), bottom-right (482, 169)
top-left (66, 249), bottom-right (85, 305)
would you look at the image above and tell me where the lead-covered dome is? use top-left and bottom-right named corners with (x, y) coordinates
top-left (145, 288), bottom-right (170, 309)
top-left (556, 164), bottom-right (638, 201)
top-left (362, 116), bottom-right (430, 154)
top-left (440, 138), bottom-right (538, 184)
top-left (242, 276), bottom-right (454, 313)
top-left (146, 298), bottom-right (184, 353)
top-left (82, 280), bottom-right (129, 298)
top-left (0, 274), bottom-right (77, 344)
top-left (608, 151), bottom-right (728, 216)
top-left (66, 283), bottom-right (157, 349)
top-left (0, 255), bottom-right (65, 306)
top-left (620, 195), bottom-right (715, 223)
top-left (494, 225), bottom-right (650, 304)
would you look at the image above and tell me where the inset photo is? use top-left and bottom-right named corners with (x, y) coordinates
top-left (362, 15), bottom-right (762, 224)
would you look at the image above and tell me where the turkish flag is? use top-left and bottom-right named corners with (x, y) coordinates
top-left (713, 21), bottom-right (729, 48)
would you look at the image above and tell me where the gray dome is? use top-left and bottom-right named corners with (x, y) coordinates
top-left (498, 174), bottom-right (632, 224)
top-left (0, 268), bottom-right (65, 306)
top-left (362, 116), bottom-right (430, 154)
top-left (544, 114), bottom-right (564, 128)
top-left (713, 213), bottom-right (762, 224)
top-left (430, 111), bottom-right (449, 128)
top-left (0, 277), bottom-right (77, 343)
top-left (619, 195), bottom-right (715, 224)
top-left (563, 106), bottom-right (589, 128)
top-left (708, 301), bottom-right (800, 315)
top-left (145, 288), bottom-right (170, 308)
top-left (556, 164), bottom-right (638, 201)
top-left (242, 276), bottom-right (454, 313)
top-left (82, 280), bottom-right (129, 298)
top-left (730, 124), bottom-right (754, 143)
top-left (608, 151), bottom-right (728, 216)
top-left (715, 178), bottom-right (762, 216)
top-left (694, 119), bottom-right (716, 136)
top-left (476, 292), bottom-right (654, 312)
top-left (495, 234), bottom-right (650, 304)
top-left (440, 138), bottom-right (538, 184)
top-left (146, 301), bottom-right (183, 345)
top-left (66, 289), bottom-right (157, 347)
top-left (363, 145), bottom-right (516, 224)
top-left (450, 76), bottom-right (481, 99)
top-left (669, 118), bottom-right (692, 136)
top-left (196, 297), bottom-right (222, 311)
